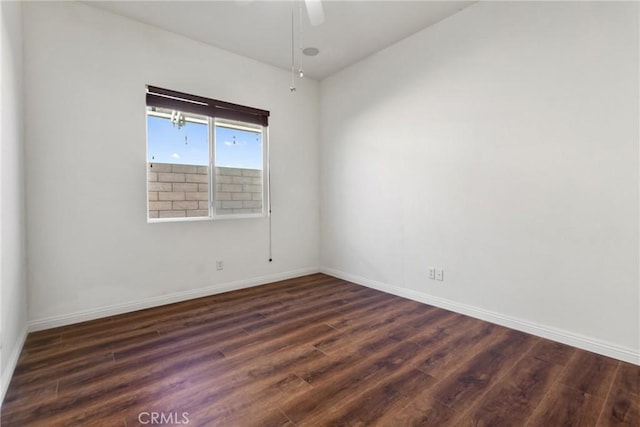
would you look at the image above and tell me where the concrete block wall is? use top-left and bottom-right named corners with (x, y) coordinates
top-left (147, 163), bottom-right (262, 219)
top-left (215, 167), bottom-right (263, 215)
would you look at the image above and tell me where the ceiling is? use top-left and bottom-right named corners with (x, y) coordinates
top-left (87, 1), bottom-right (475, 80)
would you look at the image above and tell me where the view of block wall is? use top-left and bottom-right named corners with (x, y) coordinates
top-left (148, 163), bottom-right (262, 219)
top-left (215, 167), bottom-right (263, 215)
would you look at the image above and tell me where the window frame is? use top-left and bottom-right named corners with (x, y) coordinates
top-left (146, 86), bottom-right (270, 223)
top-left (211, 118), bottom-right (269, 220)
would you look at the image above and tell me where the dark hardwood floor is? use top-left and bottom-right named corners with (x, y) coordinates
top-left (2, 274), bottom-right (638, 426)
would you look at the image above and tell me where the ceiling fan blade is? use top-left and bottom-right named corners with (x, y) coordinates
top-left (304, 0), bottom-right (325, 26)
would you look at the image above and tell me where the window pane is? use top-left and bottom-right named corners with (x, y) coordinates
top-left (214, 121), bottom-right (263, 215)
top-left (147, 109), bottom-right (210, 220)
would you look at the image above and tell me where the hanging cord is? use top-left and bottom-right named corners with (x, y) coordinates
top-left (298, 1), bottom-right (304, 78)
top-left (290, 0), bottom-right (296, 92)
top-left (267, 127), bottom-right (273, 262)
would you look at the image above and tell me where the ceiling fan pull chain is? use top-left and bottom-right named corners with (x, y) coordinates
top-left (298, 0), bottom-right (304, 78)
top-left (290, 0), bottom-right (296, 92)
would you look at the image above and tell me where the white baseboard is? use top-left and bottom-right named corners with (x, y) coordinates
top-left (321, 267), bottom-right (640, 366)
top-left (1, 325), bottom-right (28, 404)
top-left (28, 267), bottom-right (320, 332)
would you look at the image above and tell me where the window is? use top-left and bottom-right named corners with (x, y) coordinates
top-left (146, 86), bottom-right (269, 221)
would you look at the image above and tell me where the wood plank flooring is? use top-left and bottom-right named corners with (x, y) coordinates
top-left (2, 274), bottom-right (638, 426)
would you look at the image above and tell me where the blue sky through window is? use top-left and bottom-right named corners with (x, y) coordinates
top-left (215, 126), bottom-right (262, 170)
top-left (147, 116), bottom-right (208, 166)
top-left (147, 115), bottom-right (263, 169)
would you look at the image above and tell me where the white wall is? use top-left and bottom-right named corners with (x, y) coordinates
top-left (23, 2), bottom-right (319, 326)
top-left (1, 0), bottom-right (28, 399)
top-left (321, 2), bottom-right (639, 362)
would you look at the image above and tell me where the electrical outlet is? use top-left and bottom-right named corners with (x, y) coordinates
top-left (216, 260), bottom-right (224, 271)
top-left (428, 267), bottom-right (436, 280)
top-left (435, 268), bottom-right (444, 281)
